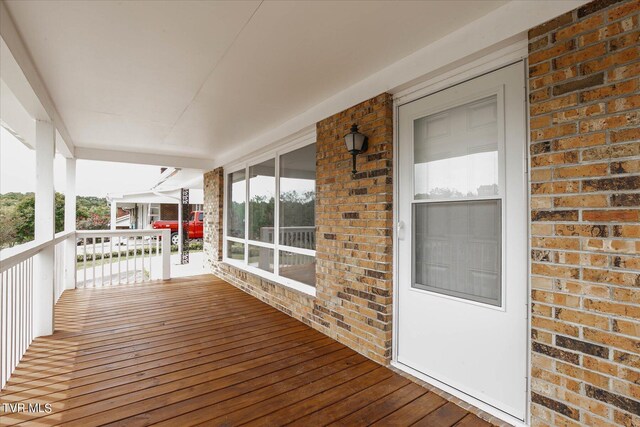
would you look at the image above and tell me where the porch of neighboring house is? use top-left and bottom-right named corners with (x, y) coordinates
top-left (0, 275), bottom-right (491, 427)
top-left (108, 184), bottom-right (204, 232)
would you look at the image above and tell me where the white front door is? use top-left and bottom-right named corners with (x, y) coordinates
top-left (397, 62), bottom-right (527, 420)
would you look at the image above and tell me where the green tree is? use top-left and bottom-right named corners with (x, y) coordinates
top-left (13, 193), bottom-right (35, 244)
top-left (0, 193), bottom-right (110, 249)
top-left (249, 195), bottom-right (275, 240)
top-left (279, 190), bottom-right (315, 227)
top-left (0, 204), bottom-right (18, 248)
top-left (55, 193), bottom-right (65, 233)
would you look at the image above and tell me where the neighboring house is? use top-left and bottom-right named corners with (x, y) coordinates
top-left (107, 167), bottom-right (204, 230)
top-left (111, 200), bottom-right (203, 230)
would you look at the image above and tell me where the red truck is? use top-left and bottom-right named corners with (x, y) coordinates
top-left (152, 211), bottom-right (204, 245)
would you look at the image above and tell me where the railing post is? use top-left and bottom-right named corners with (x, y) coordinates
top-left (161, 229), bottom-right (171, 280)
top-left (110, 200), bottom-right (117, 231)
top-left (33, 120), bottom-right (55, 337)
top-left (64, 158), bottom-right (77, 290)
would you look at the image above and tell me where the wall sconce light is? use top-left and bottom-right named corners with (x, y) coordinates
top-left (344, 124), bottom-right (368, 177)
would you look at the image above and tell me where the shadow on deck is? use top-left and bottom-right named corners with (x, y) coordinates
top-left (0, 274), bottom-right (493, 426)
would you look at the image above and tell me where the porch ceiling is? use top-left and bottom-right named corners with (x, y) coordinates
top-left (3, 0), bottom-right (507, 161)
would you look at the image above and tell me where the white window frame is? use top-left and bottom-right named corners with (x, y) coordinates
top-left (408, 86), bottom-right (507, 309)
top-left (223, 133), bottom-right (317, 296)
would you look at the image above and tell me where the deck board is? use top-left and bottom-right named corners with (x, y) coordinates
top-left (0, 274), bottom-right (493, 426)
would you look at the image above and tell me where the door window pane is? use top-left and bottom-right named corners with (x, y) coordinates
top-left (414, 95), bottom-right (498, 199)
top-left (249, 159), bottom-right (275, 243)
top-left (227, 170), bottom-right (246, 238)
top-left (280, 144), bottom-right (316, 250)
top-left (249, 245), bottom-right (274, 273)
top-left (227, 240), bottom-right (244, 261)
top-left (279, 251), bottom-right (316, 287)
top-left (413, 200), bottom-right (501, 306)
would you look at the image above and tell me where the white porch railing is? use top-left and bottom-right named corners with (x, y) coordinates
top-left (260, 226), bottom-right (315, 249)
top-left (54, 237), bottom-right (66, 303)
top-left (0, 230), bottom-right (74, 388)
top-left (76, 229), bottom-right (171, 287)
top-left (0, 228), bottom-right (170, 389)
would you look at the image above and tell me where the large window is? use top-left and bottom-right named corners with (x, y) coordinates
top-left (224, 142), bottom-right (316, 293)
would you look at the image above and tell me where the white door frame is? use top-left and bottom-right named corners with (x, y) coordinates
top-left (391, 40), bottom-right (531, 427)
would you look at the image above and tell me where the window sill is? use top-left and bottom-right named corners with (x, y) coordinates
top-left (221, 259), bottom-right (317, 298)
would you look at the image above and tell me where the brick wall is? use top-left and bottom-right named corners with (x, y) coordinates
top-left (203, 93), bottom-right (394, 364)
top-left (528, 1), bottom-right (640, 426)
top-left (160, 204), bottom-right (178, 220)
top-left (158, 203), bottom-right (199, 221)
top-left (315, 93), bottom-right (394, 363)
top-left (203, 168), bottom-right (224, 268)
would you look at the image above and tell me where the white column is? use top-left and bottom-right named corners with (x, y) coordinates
top-left (161, 229), bottom-right (171, 280)
top-left (110, 200), bottom-right (117, 231)
top-left (33, 120), bottom-right (55, 337)
top-left (64, 158), bottom-right (76, 290)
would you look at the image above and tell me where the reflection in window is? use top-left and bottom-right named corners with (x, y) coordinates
top-left (249, 159), bottom-right (275, 243)
top-left (414, 95), bottom-right (498, 199)
top-left (249, 245), bottom-right (274, 273)
top-left (227, 240), bottom-right (244, 261)
top-left (280, 250), bottom-right (316, 287)
top-left (225, 142), bottom-right (316, 289)
top-left (280, 143), bottom-right (316, 250)
top-left (413, 200), bottom-right (501, 306)
top-left (227, 170), bottom-right (246, 238)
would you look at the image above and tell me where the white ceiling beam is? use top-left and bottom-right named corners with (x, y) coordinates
top-left (55, 130), bottom-right (73, 158)
top-left (74, 146), bottom-right (215, 170)
top-left (0, 79), bottom-right (35, 147)
top-left (0, 0), bottom-right (75, 157)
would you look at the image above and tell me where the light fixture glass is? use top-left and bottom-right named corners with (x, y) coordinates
top-left (344, 124), bottom-right (367, 176)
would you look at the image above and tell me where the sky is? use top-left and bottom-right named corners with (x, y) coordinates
top-left (1, 127), bottom-right (161, 197)
top-left (414, 151), bottom-right (498, 198)
top-left (230, 174), bottom-right (314, 203)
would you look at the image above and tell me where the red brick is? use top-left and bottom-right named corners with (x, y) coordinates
top-left (608, 0), bottom-right (640, 20)
top-left (529, 11), bottom-right (575, 39)
top-left (530, 94), bottom-right (578, 116)
top-left (582, 78), bottom-right (638, 101)
top-left (554, 42), bottom-right (607, 69)
top-left (530, 40), bottom-right (576, 65)
top-left (583, 210), bottom-right (640, 222)
top-left (555, 15), bottom-right (604, 41)
top-left (552, 133), bottom-right (605, 150)
top-left (554, 195), bottom-right (608, 207)
top-left (608, 62), bottom-right (640, 81)
top-left (579, 112), bottom-right (640, 133)
top-left (554, 163), bottom-right (608, 178)
top-left (579, 16), bottom-right (638, 47)
top-left (581, 47), bottom-right (640, 74)
top-left (608, 94), bottom-right (640, 112)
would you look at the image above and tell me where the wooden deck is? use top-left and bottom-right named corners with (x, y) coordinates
top-left (0, 275), bottom-right (493, 426)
